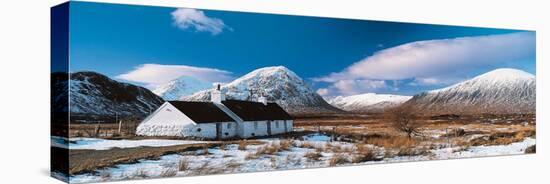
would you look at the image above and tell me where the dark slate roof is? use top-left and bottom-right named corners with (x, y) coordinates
top-left (222, 100), bottom-right (293, 121)
top-left (168, 101), bottom-right (234, 123)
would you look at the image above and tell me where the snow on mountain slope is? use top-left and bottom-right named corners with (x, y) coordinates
top-left (328, 93), bottom-right (412, 113)
top-left (68, 71), bottom-right (165, 120)
top-left (153, 76), bottom-right (211, 100)
top-left (404, 68), bottom-right (535, 114)
top-left (183, 66), bottom-right (341, 115)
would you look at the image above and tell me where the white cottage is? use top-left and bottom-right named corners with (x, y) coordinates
top-left (136, 86), bottom-right (293, 139)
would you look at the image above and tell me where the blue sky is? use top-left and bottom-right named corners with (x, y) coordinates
top-left (67, 2), bottom-right (535, 96)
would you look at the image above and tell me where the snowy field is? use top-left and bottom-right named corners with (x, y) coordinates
top-left (66, 134), bottom-right (535, 183)
top-left (51, 136), bottom-right (206, 150)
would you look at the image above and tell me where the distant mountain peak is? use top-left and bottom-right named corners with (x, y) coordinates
top-left (328, 93), bottom-right (412, 113)
top-left (153, 75), bottom-right (211, 100)
top-left (183, 66), bottom-right (341, 115)
top-left (406, 68), bottom-right (535, 114)
top-left (66, 71), bottom-right (164, 120)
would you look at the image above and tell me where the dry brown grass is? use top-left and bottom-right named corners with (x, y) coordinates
top-left (396, 146), bottom-right (430, 156)
top-left (364, 136), bottom-right (420, 150)
top-left (254, 142), bottom-right (282, 156)
top-left (219, 143), bottom-right (227, 150)
top-left (135, 169), bottom-right (148, 178)
top-left (329, 153), bottom-right (349, 166)
top-left (351, 144), bottom-right (381, 163)
top-left (299, 141), bottom-right (316, 149)
top-left (304, 151), bottom-right (323, 161)
top-left (238, 140), bottom-right (248, 150)
top-left (178, 158), bottom-right (189, 171)
top-left (270, 156), bottom-right (280, 168)
top-left (160, 169), bottom-right (177, 177)
top-left (245, 153), bottom-right (256, 160)
top-left (469, 130), bottom-right (535, 147)
top-left (284, 154), bottom-right (301, 166)
top-left (226, 160), bottom-right (243, 171)
top-left (280, 139), bottom-right (293, 151)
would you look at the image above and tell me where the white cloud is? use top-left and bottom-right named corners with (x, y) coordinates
top-left (116, 64), bottom-right (233, 88)
top-left (318, 79), bottom-right (388, 97)
top-left (171, 8), bottom-right (230, 35)
top-left (316, 88), bottom-right (330, 96)
top-left (315, 32), bottom-right (535, 84)
top-left (408, 77), bottom-right (463, 86)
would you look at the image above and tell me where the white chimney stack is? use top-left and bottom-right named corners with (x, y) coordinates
top-left (258, 96), bottom-right (268, 105)
top-left (211, 83), bottom-right (225, 104)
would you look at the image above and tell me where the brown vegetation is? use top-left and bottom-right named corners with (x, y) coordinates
top-left (304, 151), bottom-right (323, 161)
top-left (386, 107), bottom-right (422, 138)
top-left (67, 143), bottom-right (223, 175)
top-left (178, 158), bottom-right (189, 171)
top-left (329, 154), bottom-right (349, 166)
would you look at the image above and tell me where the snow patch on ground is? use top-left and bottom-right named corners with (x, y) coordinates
top-left (67, 134), bottom-right (535, 183)
top-left (302, 133), bottom-right (331, 141)
top-left (52, 137), bottom-right (206, 150)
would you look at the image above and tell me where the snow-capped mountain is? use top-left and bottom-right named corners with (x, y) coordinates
top-left (153, 76), bottom-right (211, 100)
top-left (183, 66), bottom-right (341, 115)
top-left (67, 71), bottom-right (165, 120)
top-left (327, 93), bottom-right (412, 113)
top-left (404, 68), bottom-right (535, 114)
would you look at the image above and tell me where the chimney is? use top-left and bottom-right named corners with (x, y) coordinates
top-left (258, 96), bottom-right (268, 105)
top-left (211, 83), bottom-right (225, 104)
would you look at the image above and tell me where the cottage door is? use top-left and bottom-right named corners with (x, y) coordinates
top-left (216, 123), bottom-right (222, 140)
top-left (267, 121), bottom-right (272, 135)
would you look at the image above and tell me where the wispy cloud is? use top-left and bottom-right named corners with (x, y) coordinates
top-left (314, 32), bottom-right (535, 96)
top-left (116, 64), bottom-right (234, 88)
top-left (171, 8), bottom-right (231, 35)
top-left (316, 79), bottom-right (389, 97)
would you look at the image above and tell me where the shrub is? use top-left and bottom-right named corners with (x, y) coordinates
top-left (238, 141), bottom-right (248, 150)
top-left (226, 160), bottom-right (243, 171)
top-left (135, 169), bottom-right (148, 178)
top-left (219, 143), bottom-right (227, 150)
top-left (254, 143), bottom-right (281, 156)
top-left (285, 154), bottom-right (301, 166)
top-left (386, 106), bottom-right (422, 138)
top-left (304, 151), bottom-right (323, 161)
top-left (396, 146), bottom-right (429, 156)
top-left (300, 141), bottom-right (316, 149)
top-left (329, 154), bottom-right (348, 166)
top-left (160, 169), bottom-right (177, 177)
top-left (352, 144), bottom-right (381, 163)
top-left (365, 136), bottom-right (419, 150)
top-left (280, 139), bottom-right (293, 151)
top-left (178, 158), bottom-right (189, 171)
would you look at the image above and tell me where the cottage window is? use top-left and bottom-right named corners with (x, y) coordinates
top-left (227, 123), bottom-right (232, 129)
top-left (276, 121), bottom-right (280, 128)
top-left (254, 122), bottom-right (258, 129)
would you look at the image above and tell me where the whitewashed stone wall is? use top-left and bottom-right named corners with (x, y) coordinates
top-left (268, 120), bottom-right (287, 135)
top-left (285, 120), bottom-right (293, 132)
top-left (220, 122), bottom-right (238, 138)
top-left (241, 120), bottom-right (268, 138)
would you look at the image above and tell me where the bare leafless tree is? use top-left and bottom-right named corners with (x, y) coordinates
top-left (387, 106), bottom-right (421, 138)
